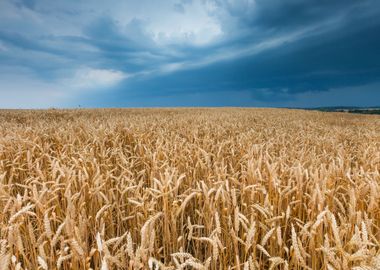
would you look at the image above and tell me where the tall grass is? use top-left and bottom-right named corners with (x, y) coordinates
top-left (0, 108), bottom-right (379, 269)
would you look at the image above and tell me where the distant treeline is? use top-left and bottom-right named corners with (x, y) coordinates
top-left (303, 107), bottom-right (380, 115)
top-left (347, 109), bottom-right (380, 115)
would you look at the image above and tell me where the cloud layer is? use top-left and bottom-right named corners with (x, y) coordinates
top-left (0, 0), bottom-right (379, 107)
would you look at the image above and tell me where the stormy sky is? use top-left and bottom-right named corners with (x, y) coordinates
top-left (0, 0), bottom-right (379, 108)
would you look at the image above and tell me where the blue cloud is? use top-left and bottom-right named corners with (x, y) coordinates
top-left (13, 0), bottom-right (36, 10)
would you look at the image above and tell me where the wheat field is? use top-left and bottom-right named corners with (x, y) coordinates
top-left (0, 108), bottom-right (379, 270)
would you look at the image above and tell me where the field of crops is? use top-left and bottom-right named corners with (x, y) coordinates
top-left (0, 108), bottom-right (379, 270)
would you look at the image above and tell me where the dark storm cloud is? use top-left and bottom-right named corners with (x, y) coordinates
top-left (85, 0), bottom-right (380, 106)
top-left (212, 0), bottom-right (374, 31)
top-left (0, 0), bottom-right (379, 107)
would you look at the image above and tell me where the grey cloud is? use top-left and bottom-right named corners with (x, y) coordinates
top-left (174, 3), bottom-right (185, 13)
top-left (12, 0), bottom-right (36, 9)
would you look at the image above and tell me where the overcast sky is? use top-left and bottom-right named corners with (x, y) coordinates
top-left (0, 0), bottom-right (379, 108)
